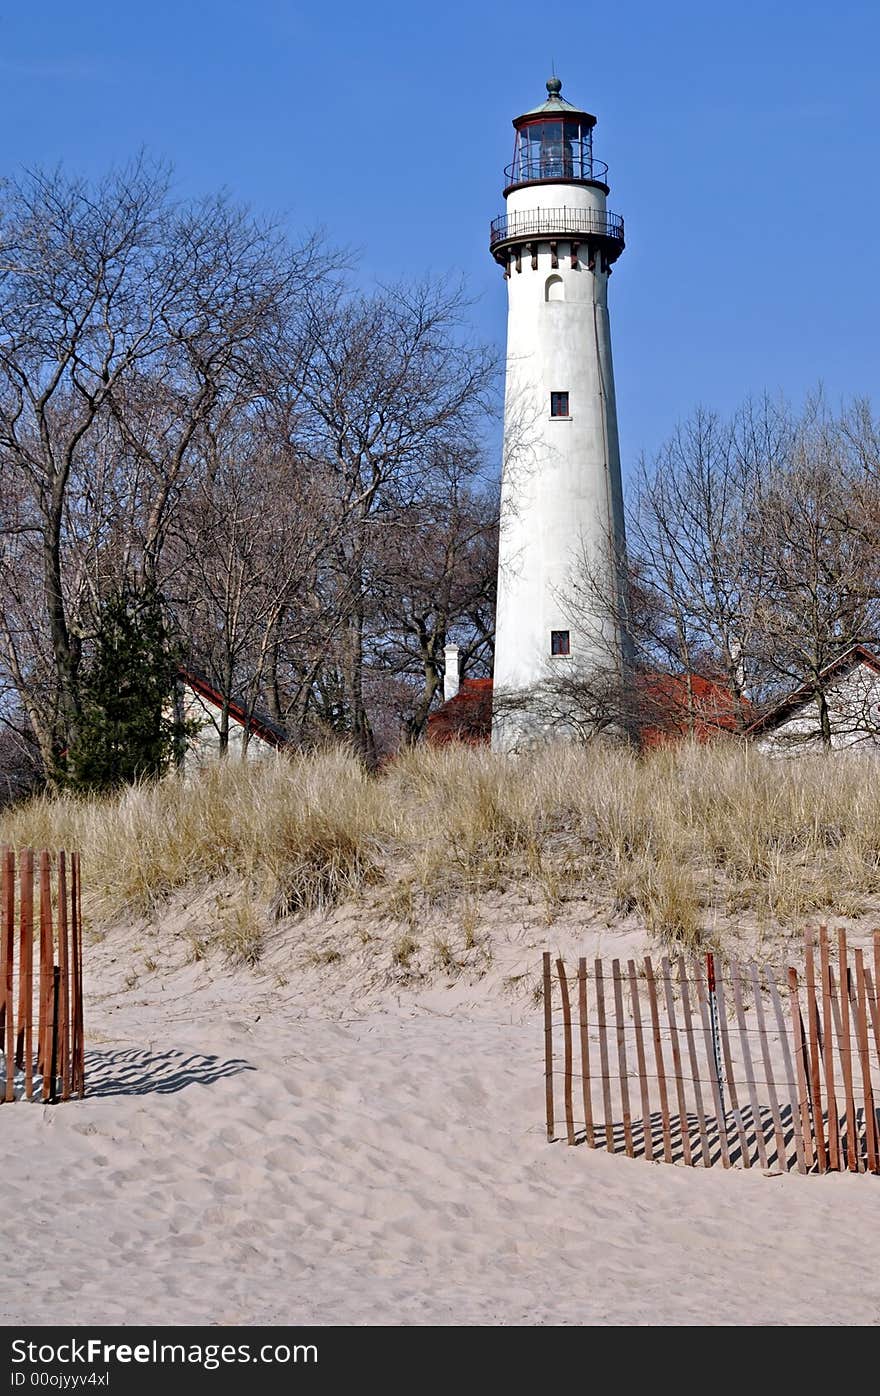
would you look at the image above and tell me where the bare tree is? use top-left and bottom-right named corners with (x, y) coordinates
top-left (0, 160), bottom-right (180, 770)
top-left (367, 448), bottom-right (497, 744)
top-left (0, 159), bottom-right (500, 775)
top-left (621, 401), bottom-right (791, 731)
top-left (0, 160), bottom-right (328, 781)
top-left (169, 413), bottom-right (339, 752)
top-left (287, 278), bottom-right (496, 761)
top-left (544, 395), bottom-right (880, 748)
top-left (747, 403), bottom-right (880, 744)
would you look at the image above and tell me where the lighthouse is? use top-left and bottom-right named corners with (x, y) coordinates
top-left (489, 77), bottom-right (627, 750)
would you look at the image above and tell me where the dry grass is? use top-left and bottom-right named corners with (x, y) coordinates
top-left (3, 739), bottom-right (880, 954)
top-left (0, 749), bottom-right (382, 920)
top-left (213, 896), bottom-right (265, 968)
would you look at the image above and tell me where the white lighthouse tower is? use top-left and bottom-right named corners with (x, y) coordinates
top-left (490, 77), bottom-right (627, 750)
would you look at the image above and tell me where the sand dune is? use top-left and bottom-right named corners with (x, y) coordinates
top-left (1, 915), bottom-right (879, 1327)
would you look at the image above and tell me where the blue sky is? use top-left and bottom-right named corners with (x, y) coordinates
top-left (1, 1), bottom-right (878, 479)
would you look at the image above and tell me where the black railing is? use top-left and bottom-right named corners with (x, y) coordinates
top-left (504, 154), bottom-right (609, 187)
top-left (489, 206), bottom-right (625, 248)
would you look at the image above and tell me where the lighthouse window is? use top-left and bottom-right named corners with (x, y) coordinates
top-left (550, 391), bottom-right (570, 417)
top-left (551, 630), bottom-right (571, 656)
top-left (514, 118), bottom-right (594, 182)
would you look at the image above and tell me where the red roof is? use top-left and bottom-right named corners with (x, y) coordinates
top-left (425, 669), bottom-right (751, 748)
top-left (426, 678), bottom-right (493, 746)
top-left (181, 670), bottom-right (287, 749)
top-left (638, 673), bottom-right (748, 747)
top-left (426, 671), bottom-right (748, 748)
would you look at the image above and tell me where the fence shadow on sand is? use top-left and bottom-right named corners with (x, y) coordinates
top-left (83, 1047), bottom-right (256, 1098)
top-left (579, 1102), bottom-right (877, 1171)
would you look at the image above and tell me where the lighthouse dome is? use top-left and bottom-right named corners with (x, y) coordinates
top-left (518, 75), bottom-right (591, 120)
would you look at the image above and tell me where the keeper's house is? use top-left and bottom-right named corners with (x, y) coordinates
top-left (176, 670), bottom-right (287, 771)
top-left (747, 645), bottom-right (880, 752)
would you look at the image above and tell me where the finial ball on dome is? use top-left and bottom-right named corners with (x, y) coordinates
top-left (546, 75), bottom-right (562, 96)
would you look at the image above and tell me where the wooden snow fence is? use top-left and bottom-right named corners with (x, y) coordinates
top-left (543, 929), bottom-right (880, 1174)
top-left (0, 847), bottom-right (84, 1103)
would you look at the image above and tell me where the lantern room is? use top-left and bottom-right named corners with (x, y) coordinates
top-left (505, 77), bottom-right (607, 193)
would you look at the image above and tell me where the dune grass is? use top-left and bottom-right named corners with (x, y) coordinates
top-left (3, 740), bottom-right (880, 951)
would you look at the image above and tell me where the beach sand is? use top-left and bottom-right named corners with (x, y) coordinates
top-left (2, 909), bottom-right (879, 1327)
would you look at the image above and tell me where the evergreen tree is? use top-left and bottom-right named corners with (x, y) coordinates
top-left (67, 584), bottom-right (186, 792)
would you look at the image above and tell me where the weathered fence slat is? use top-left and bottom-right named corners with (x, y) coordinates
top-left (18, 851), bottom-right (35, 1102)
top-left (49, 965), bottom-right (60, 1103)
top-left (819, 928), bottom-right (840, 1170)
top-left (693, 957), bottom-right (730, 1167)
top-left (627, 959), bottom-right (652, 1162)
top-left (71, 852), bottom-right (85, 1099)
top-left (543, 952), bottom-right (554, 1142)
top-left (870, 961), bottom-right (880, 1174)
top-left (844, 963), bottom-right (866, 1171)
top-left (577, 957), bottom-right (594, 1147)
top-left (828, 963), bottom-right (854, 1169)
top-left (58, 853), bottom-right (70, 1103)
top-left (611, 960), bottom-right (634, 1158)
top-left (677, 956), bottom-right (711, 1167)
top-left (2, 847), bottom-right (14, 1104)
top-left (594, 959), bottom-right (614, 1153)
top-left (829, 963), bottom-right (851, 1133)
top-left (660, 956), bottom-right (691, 1166)
top-left (804, 935), bottom-right (827, 1173)
top-left (731, 961), bottom-right (768, 1169)
top-left (556, 958), bottom-right (575, 1146)
top-left (38, 851), bottom-right (52, 1092)
top-left (644, 956), bottom-right (673, 1164)
top-left (866, 966), bottom-right (880, 1078)
top-left (785, 968), bottom-right (812, 1173)
top-left (749, 962), bottom-right (788, 1170)
top-left (714, 965), bottom-right (750, 1167)
top-left (15, 852), bottom-right (27, 1070)
top-left (854, 950), bottom-right (877, 1175)
top-left (835, 929), bottom-right (858, 1171)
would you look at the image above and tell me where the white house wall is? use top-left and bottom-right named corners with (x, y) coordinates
top-left (179, 688), bottom-right (281, 772)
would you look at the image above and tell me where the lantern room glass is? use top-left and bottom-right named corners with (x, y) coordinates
top-left (513, 119), bottom-right (594, 184)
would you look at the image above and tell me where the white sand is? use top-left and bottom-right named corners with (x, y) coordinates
top-left (1, 907), bottom-right (879, 1327)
